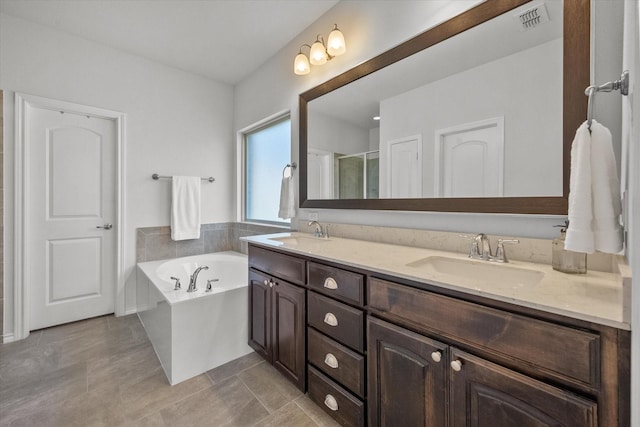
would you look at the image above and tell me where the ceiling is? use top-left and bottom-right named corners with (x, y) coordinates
top-left (0, 0), bottom-right (339, 85)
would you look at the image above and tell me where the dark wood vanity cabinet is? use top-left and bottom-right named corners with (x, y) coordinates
top-left (368, 315), bottom-right (598, 427)
top-left (306, 261), bottom-right (367, 427)
top-left (449, 348), bottom-right (597, 426)
top-left (248, 248), bottom-right (306, 391)
top-left (368, 276), bottom-right (629, 427)
top-left (368, 316), bottom-right (448, 427)
top-left (247, 243), bottom-right (629, 426)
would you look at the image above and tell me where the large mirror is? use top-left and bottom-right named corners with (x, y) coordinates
top-left (300, 0), bottom-right (589, 214)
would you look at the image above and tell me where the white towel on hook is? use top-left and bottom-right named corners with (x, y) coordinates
top-left (565, 120), bottom-right (623, 254)
top-left (278, 174), bottom-right (296, 219)
top-left (171, 176), bottom-right (201, 241)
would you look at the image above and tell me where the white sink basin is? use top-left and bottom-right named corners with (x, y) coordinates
top-left (406, 256), bottom-right (544, 287)
top-left (269, 235), bottom-right (331, 246)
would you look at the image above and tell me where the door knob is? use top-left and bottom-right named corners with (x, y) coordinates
top-left (96, 223), bottom-right (113, 230)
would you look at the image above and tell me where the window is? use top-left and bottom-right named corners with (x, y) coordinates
top-left (243, 115), bottom-right (291, 225)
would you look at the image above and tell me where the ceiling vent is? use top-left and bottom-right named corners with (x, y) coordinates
top-left (514, 3), bottom-right (550, 32)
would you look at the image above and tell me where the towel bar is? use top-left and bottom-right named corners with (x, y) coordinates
top-left (152, 174), bottom-right (215, 183)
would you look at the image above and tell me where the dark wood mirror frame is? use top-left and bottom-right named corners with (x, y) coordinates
top-left (299, 0), bottom-right (589, 215)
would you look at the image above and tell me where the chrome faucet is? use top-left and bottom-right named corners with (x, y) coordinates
top-left (494, 238), bottom-right (520, 263)
top-left (463, 234), bottom-right (519, 263)
top-left (308, 221), bottom-right (329, 238)
top-left (187, 266), bottom-right (209, 292)
top-left (470, 233), bottom-right (492, 260)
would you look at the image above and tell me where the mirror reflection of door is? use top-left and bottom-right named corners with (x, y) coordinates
top-left (383, 135), bottom-right (422, 198)
top-left (307, 149), bottom-right (334, 199)
top-left (434, 117), bottom-right (504, 197)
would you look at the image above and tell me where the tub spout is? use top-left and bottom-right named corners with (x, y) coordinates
top-left (187, 266), bottom-right (209, 292)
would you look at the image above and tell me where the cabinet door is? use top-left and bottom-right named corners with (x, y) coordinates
top-left (368, 316), bottom-right (448, 427)
top-left (248, 269), bottom-right (271, 362)
top-left (272, 279), bottom-right (306, 391)
top-left (450, 348), bottom-right (597, 427)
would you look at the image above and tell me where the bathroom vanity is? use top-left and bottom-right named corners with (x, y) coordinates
top-left (244, 232), bottom-right (630, 427)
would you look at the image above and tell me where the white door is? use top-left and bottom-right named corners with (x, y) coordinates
top-left (434, 118), bottom-right (504, 197)
top-left (307, 149), bottom-right (334, 199)
top-left (385, 135), bottom-right (422, 198)
top-left (27, 105), bottom-right (117, 330)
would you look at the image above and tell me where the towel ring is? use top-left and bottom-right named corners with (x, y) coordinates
top-left (282, 162), bottom-right (297, 178)
top-left (585, 70), bottom-right (629, 130)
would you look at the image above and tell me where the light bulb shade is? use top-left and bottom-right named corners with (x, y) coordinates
top-left (309, 41), bottom-right (327, 65)
top-left (294, 52), bottom-right (310, 75)
top-left (327, 28), bottom-right (346, 56)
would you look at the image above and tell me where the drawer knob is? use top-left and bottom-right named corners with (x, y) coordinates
top-left (323, 277), bottom-right (338, 290)
top-left (431, 351), bottom-right (442, 363)
top-left (324, 394), bottom-right (339, 411)
top-left (450, 360), bottom-right (463, 372)
top-left (324, 353), bottom-right (339, 369)
top-left (323, 312), bottom-right (339, 327)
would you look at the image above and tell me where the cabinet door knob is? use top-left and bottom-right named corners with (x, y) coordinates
top-left (324, 353), bottom-right (339, 369)
top-left (323, 277), bottom-right (338, 290)
top-left (323, 312), bottom-right (339, 327)
top-left (450, 360), bottom-right (463, 372)
top-left (431, 351), bottom-right (442, 363)
top-left (324, 394), bottom-right (339, 411)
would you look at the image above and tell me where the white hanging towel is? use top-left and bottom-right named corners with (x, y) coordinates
top-left (171, 176), bottom-right (201, 241)
top-left (565, 120), bottom-right (623, 254)
top-left (278, 175), bottom-right (296, 219)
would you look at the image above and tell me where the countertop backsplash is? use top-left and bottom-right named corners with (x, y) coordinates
top-left (292, 219), bottom-right (618, 273)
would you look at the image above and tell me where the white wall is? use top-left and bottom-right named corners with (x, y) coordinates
top-left (380, 39), bottom-right (562, 198)
top-left (308, 110), bottom-right (369, 155)
top-left (234, 0), bottom-right (623, 240)
top-left (1, 14), bottom-right (235, 336)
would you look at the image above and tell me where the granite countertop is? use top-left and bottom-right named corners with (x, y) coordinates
top-left (242, 232), bottom-right (631, 330)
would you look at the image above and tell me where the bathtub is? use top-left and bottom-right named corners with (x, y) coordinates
top-left (136, 251), bottom-right (253, 385)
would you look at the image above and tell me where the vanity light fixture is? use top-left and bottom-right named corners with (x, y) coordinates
top-left (294, 24), bottom-right (346, 75)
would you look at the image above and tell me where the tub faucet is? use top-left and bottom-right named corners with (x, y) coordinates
top-left (187, 266), bottom-right (209, 292)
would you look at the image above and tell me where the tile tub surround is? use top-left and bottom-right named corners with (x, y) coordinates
top-left (0, 314), bottom-right (340, 427)
top-left (244, 232), bottom-right (630, 330)
top-left (136, 222), bottom-right (286, 262)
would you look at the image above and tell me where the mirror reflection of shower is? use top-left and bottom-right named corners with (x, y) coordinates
top-left (336, 150), bottom-right (379, 199)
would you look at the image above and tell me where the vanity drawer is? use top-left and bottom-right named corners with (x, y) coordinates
top-left (308, 262), bottom-right (364, 306)
top-left (308, 291), bottom-right (365, 353)
top-left (248, 245), bottom-right (306, 286)
top-left (308, 366), bottom-right (365, 427)
top-left (308, 327), bottom-right (365, 398)
top-left (368, 277), bottom-right (600, 389)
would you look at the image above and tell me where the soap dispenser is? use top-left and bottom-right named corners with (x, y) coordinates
top-left (551, 221), bottom-right (587, 274)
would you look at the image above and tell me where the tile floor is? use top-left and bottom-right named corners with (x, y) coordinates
top-left (0, 314), bottom-right (340, 427)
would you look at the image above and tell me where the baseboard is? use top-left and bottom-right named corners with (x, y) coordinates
top-left (1, 333), bottom-right (16, 344)
top-left (123, 306), bottom-right (138, 316)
